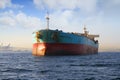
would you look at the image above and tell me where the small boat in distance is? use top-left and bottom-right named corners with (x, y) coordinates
top-left (32, 14), bottom-right (99, 56)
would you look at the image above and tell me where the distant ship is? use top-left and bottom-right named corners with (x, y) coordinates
top-left (32, 14), bottom-right (99, 56)
top-left (0, 43), bottom-right (13, 53)
top-left (0, 43), bottom-right (31, 53)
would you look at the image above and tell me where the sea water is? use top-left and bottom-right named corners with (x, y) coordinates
top-left (0, 52), bottom-right (120, 80)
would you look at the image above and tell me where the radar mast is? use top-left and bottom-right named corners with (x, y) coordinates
top-left (46, 11), bottom-right (50, 30)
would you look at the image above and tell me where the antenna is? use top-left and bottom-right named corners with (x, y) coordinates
top-left (46, 11), bottom-right (50, 30)
top-left (83, 25), bottom-right (89, 36)
top-left (84, 25), bottom-right (86, 32)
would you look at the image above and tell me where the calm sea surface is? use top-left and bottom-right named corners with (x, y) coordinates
top-left (0, 52), bottom-right (120, 80)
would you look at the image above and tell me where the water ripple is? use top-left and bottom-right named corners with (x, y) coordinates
top-left (0, 52), bottom-right (120, 80)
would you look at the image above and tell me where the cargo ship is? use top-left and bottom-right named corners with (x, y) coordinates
top-left (32, 14), bottom-right (99, 56)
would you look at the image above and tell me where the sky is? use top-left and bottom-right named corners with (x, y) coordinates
top-left (0, 0), bottom-right (120, 51)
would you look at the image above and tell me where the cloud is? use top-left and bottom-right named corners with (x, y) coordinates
top-left (0, 10), bottom-right (43, 29)
top-left (33, 0), bottom-right (97, 13)
top-left (0, 0), bottom-right (23, 9)
top-left (33, 0), bottom-right (120, 16)
top-left (15, 12), bottom-right (41, 28)
top-left (97, 0), bottom-right (120, 14)
top-left (0, 0), bottom-right (11, 9)
top-left (33, 0), bottom-right (102, 32)
top-left (0, 16), bottom-right (16, 27)
top-left (33, 0), bottom-right (103, 32)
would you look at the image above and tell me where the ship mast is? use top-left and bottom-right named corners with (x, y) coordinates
top-left (46, 12), bottom-right (50, 30)
top-left (83, 25), bottom-right (89, 36)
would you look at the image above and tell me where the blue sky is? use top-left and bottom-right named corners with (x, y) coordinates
top-left (0, 0), bottom-right (120, 51)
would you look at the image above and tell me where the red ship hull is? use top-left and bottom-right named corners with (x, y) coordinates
top-left (32, 43), bottom-right (98, 56)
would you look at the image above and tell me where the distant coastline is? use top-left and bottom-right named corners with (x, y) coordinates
top-left (0, 43), bottom-right (31, 53)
